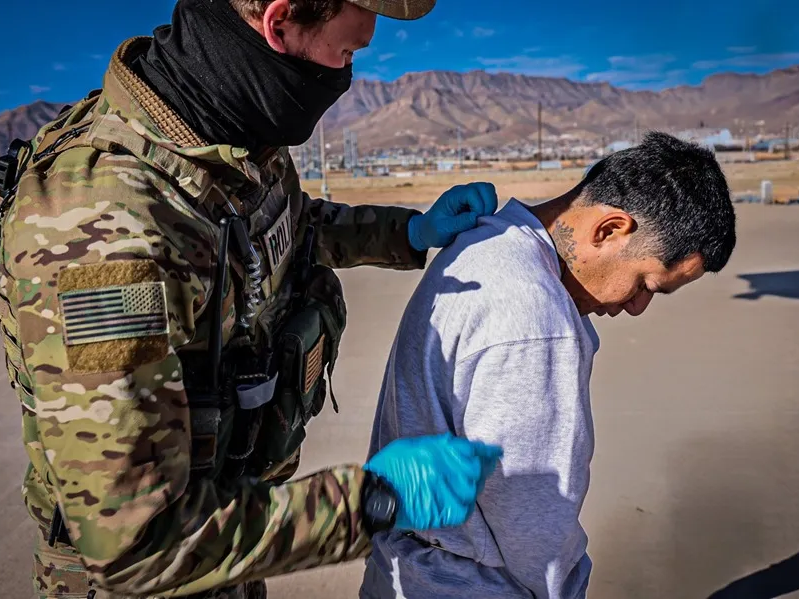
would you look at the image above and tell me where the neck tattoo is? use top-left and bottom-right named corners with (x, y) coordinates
top-left (552, 220), bottom-right (578, 271)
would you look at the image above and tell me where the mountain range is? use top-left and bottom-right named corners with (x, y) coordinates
top-left (2, 65), bottom-right (798, 154)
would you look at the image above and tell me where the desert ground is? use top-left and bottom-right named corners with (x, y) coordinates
top-left (306, 159), bottom-right (799, 207)
top-left (2, 166), bottom-right (799, 598)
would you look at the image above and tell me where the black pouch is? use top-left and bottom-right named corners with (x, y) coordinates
top-left (181, 351), bottom-right (234, 481)
top-left (255, 265), bottom-right (347, 467)
top-left (225, 347), bottom-right (276, 478)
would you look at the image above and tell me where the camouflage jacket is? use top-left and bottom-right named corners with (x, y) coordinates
top-left (1, 37), bottom-right (425, 596)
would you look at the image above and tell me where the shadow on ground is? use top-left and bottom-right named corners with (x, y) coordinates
top-left (587, 414), bottom-right (799, 599)
top-left (734, 270), bottom-right (799, 301)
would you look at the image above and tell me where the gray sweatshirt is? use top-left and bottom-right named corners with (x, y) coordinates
top-left (360, 199), bottom-right (600, 599)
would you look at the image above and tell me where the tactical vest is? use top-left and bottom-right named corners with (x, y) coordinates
top-left (0, 94), bottom-right (346, 544)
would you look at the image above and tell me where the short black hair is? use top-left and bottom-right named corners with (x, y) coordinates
top-left (580, 131), bottom-right (736, 273)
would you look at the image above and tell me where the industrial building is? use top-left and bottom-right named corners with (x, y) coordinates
top-left (605, 140), bottom-right (634, 154)
top-left (676, 128), bottom-right (735, 149)
top-left (751, 138), bottom-right (799, 152)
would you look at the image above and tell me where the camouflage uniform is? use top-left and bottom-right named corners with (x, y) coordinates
top-left (1, 37), bottom-right (426, 598)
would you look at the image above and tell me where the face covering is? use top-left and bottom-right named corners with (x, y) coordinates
top-left (132, 0), bottom-right (353, 153)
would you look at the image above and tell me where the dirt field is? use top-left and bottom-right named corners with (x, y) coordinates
top-left (2, 203), bottom-right (799, 598)
top-left (304, 159), bottom-right (799, 206)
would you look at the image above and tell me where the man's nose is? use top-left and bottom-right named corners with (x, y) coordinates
top-left (624, 291), bottom-right (653, 317)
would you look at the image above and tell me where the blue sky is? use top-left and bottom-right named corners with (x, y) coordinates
top-left (2, 0), bottom-right (798, 112)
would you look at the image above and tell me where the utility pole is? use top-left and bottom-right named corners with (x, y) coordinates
top-left (343, 127), bottom-right (351, 172)
top-left (457, 126), bottom-right (462, 169)
top-left (786, 122), bottom-right (791, 160)
top-left (744, 120), bottom-right (750, 153)
top-left (537, 100), bottom-right (543, 167)
top-left (320, 117), bottom-right (330, 200)
top-left (351, 130), bottom-right (359, 172)
top-left (634, 117), bottom-right (640, 145)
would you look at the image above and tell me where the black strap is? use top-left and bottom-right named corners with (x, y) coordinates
top-left (210, 217), bottom-right (232, 389)
top-left (0, 139), bottom-right (32, 215)
top-left (47, 505), bottom-right (73, 547)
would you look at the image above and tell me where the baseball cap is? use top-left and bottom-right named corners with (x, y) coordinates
top-left (346, 0), bottom-right (436, 20)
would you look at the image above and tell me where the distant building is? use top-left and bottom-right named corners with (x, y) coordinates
top-left (751, 138), bottom-right (799, 153)
top-left (539, 160), bottom-right (563, 170)
top-left (605, 140), bottom-right (633, 154)
top-left (676, 128), bottom-right (734, 150)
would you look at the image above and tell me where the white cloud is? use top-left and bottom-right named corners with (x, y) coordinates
top-left (89, 54), bottom-right (105, 61)
top-left (30, 85), bottom-right (51, 94)
top-left (473, 27), bottom-right (495, 38)
top-left (438, 21), bottom-right (464, 38)
top-left (692, 51), bottom-right (799, 70)
top-left (356, 64), bottom-right (391, 80)
top-left (586, 54), bottom-right (682, 88)
top-left (619, 70), bottom-right (689, 91)
top-left (356, 47), bottom-right (373, 59)
top-left (523, 47), bottom-right (541, 53)
top-left (396, 29), bottom-right (408, 42)
top-left (692, 59), bottom-right (720, 70)
top-left (727, 46), bottom-right (757, 54)
top-left (607, 54), bottom-right (676, 69)
top-left (357, 71), bottom-right (388, 81)
top-left (378, 53), bottom-right (397, 62)
top-left (476, 55), bottom-right (586, 78)
top-left (586, 69), bottom-right (684, 85)
top-left (53, 63), bottom-right (67, 71)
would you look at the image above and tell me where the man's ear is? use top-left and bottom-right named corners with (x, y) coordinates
top-left (263, 0), bottom-right (292, 52)
top-left (591, 211), bottom-right (636, 247)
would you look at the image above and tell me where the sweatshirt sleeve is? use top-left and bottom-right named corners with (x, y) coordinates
top-left (458, 337), bottom-right (594, 599)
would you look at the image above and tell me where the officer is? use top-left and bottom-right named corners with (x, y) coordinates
top-left (0, 0), bottom-right (502, 597)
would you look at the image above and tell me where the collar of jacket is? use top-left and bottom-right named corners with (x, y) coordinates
top-left (100, 36), bottom-right (273, 187)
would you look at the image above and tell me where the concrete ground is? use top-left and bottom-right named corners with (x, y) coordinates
top-left (2, 203), bottom-right (799, 598)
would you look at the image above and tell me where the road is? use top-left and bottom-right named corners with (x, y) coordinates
top-left (2, 203), bottom-right (799, 598)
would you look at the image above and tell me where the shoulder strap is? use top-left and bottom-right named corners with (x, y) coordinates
top-left (24, 110), bottom-right (218, 203)
top-left (85, 114), bottom-right (216, 200)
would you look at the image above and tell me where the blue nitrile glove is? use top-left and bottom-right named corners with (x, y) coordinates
top-left (408, 182), bottom-right (499, 251)
top-left (364, 433), bottom-right (503, 530)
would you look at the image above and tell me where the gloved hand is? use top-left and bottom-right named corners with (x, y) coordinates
top-left (364, 433), bottom-right (503, 530)
top-left (408, 182), bottom-right (498, 251)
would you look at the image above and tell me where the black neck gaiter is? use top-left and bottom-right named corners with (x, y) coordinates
top-left (132, 0), bottom-right (353, 153)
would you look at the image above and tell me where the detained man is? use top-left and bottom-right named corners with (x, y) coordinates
top-left (359, 132), bottom-right (737, 599)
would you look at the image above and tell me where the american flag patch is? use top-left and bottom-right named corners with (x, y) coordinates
top-left (59, 282), bottom-right (169, 346)
top-left (303, 334), bottom-right (326, 394)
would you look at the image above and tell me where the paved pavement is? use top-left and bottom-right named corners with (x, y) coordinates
top-left (3, 204), bottom-right (799, 598)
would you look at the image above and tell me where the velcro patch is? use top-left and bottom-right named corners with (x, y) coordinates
top-left (262, 203), bottom-right (292, 275)
top-left (60, 283), bottom-right (168, 345)
top-left (57, 260), bottom-right (170, 373)
top-left (303, 334), bottom-right (325, 394)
